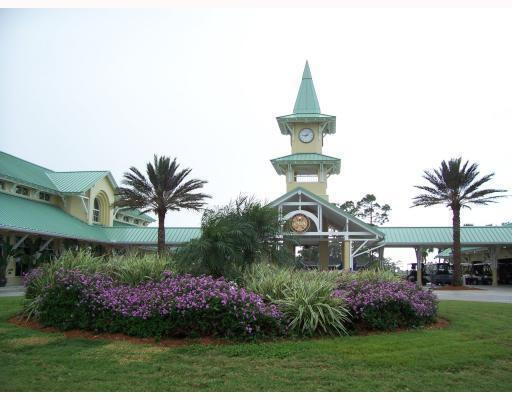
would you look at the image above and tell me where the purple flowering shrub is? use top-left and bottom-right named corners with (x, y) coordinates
top-left (333, 280), bottom-right (438, 331)
top-left (30, 269), bottom-right (285, 339)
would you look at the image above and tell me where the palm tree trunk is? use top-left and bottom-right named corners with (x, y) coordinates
top-left (157, 211), bottom-right (166, 256)
top-left (452, 205), bottom-right (463, 286)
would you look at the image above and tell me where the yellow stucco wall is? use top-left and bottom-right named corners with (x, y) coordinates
top-left (88, 177), bottom-right (116, 227)
top-left (64, 194), bottom-right (88, 223)
top-left (291, 123), bottom-right (322, 154)
top-left (287, 181), bottom-right (328, 199)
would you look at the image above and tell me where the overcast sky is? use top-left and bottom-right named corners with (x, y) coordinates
top-left (1, 8), bottom-right (512, 266)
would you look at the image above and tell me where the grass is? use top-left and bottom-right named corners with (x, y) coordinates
top-left (1, 297), bottom-right (512, 391)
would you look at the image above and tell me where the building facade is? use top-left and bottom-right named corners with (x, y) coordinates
top-left (0, 151), bottom-right (199, 284)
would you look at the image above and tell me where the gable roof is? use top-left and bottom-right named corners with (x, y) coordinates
top-left (268, 186), bottom-right (384, 238)
top-left (47, 171), bottom-right (116, 194)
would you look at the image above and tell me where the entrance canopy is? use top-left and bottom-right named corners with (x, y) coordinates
top-left (269, 187), bottom-right (383, 244)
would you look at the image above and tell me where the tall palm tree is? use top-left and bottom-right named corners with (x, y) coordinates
top-left (115, 155), bottom-right (210, 255)
top-left (412, 158), bottom-right (506, 286)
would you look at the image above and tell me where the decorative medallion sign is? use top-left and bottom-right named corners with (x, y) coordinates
top-left (291, 214), bottom-right (310, 232)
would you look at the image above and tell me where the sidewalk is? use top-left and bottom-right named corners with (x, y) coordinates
top-left (0, 285), bottom-right (25, 297)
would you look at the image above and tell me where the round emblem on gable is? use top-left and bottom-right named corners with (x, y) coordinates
top-left (291, 214), bottom-right (310, 232)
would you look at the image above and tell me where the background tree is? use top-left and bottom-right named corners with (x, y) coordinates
top-left (115, 155), bottom-right (210, 255)
top-left (412, 158), bottom-right (505, 286)
top-left (338, 194), bottom-right (391, 225)
top-left (337, 194), bottom-right (392, 267)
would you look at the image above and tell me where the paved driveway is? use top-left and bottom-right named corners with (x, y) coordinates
top-left (0, 285), bottom-right (25, 297)
top-left (434, 286), bottom-right (512, 303)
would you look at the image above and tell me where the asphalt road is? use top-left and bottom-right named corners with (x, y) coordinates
top-left (434, 286), bottom-right (512, 303)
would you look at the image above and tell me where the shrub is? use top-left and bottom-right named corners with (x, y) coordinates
top-left (28, 268), bottom-right (285, 339)
top-left (176, 196), bottom-right (294, 280)
top-left (334, 280), bottom-right (438, 331)
top-left (244, 264), bottom-right (350, 336)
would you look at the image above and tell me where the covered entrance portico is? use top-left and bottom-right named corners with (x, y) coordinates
top-left (270, 187), bottom-right (384, 271)
top-left (370, 226), bottom-right (512, 287)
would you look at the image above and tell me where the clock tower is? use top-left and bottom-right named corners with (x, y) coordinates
top-left (271, 61), bottom-right (340, 200)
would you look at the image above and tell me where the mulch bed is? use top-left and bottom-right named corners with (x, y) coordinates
top-left (8, 315), bottom-right (450, 347)
top-left (433, 285), bottom-right (483, 291)
top-left (8, 316), bottom-right (227, 347)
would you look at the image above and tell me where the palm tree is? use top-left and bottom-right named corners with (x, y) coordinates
top-left (412, 158), bottom-right (506, 286)
top-left (115, 155), bottom-right (210, 255)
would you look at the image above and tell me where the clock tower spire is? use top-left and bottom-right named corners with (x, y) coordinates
top-left (271, 61), bottom-right (340, 200)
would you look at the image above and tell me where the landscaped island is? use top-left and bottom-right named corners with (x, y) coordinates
top-left (22, 250), bottom-right (438, 340)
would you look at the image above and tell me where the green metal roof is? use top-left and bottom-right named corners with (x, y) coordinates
top-left (268, 186), bottom-right (384, 238)
top-left (46, 171), bottom-right (115, 194)
top-left (116, 208), bottom-right (155, 223)
top-left (293, 61), bottom-right (321, 114)
top-left (270, 153), bottom-right (341, 175)
top-left (0, 192), bottom-right (196, 245)
top-left (0, 151), bottom-right (59, 194)
top-left (436, 247), bottom-right (486, 258)
top-left (276, 62), bottom-right (336, 135)
top-left (379, 226), bottom-right (512, 247)
top-left (113, 220), bottom-right (132, 227)
top-left (104, 227), bottom-right (201, 245)
top-left (0, 151), bottom-right (117, 194)
top-left (0, 191), bottom-right (106, 242)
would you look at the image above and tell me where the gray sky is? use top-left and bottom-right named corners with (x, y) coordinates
top-left (1, 8), bottom-right (512, 266)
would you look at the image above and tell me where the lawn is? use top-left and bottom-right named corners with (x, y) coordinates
top-left (1, 297), bottom-right (512, 391)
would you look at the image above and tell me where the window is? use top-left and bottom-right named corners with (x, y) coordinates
top-left (15, 186), bottom-right (29, 196)
top-left (0, 181), bottom-right (4, 190)
top-left (135, 220), bottom-right (140, 225)
top-left (123, 216), bottom-right (129, 222)
top-left (295, 175), bottom-right (319, 183)
top-left (93, 198), bottom-right (100, 223)
top-left (39, 192), bottom-right (50, 201)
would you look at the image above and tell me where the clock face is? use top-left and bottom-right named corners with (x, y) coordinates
top-left (291, 214), bottom-right (310, 232)
top-left (298, 128), bottom-right (314, 143)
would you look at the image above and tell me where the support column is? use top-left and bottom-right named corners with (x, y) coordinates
top-left (415, 247), bottom-right (423, 288)
top-left (286, 242), bottom-right (296, 265)
top-left (490, 246), bottom-right (499, 287)
top-left (319, 241), bottom-right (329, 271)
top-left (343, 240), bottom-right (352, 272)
top-left (6, 234), bottom-right (17, 285)
top-left (378, 247), bottom-right (384, 268)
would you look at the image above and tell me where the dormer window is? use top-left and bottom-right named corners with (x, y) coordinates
top-left (39, 192), bottom-right (51, 201)
top-left (93, 198), bottom-right (100, 223)
top-left (0, 181), bottom-right (5, 190)
top-left (16, 186), bottom-right (29, 196)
